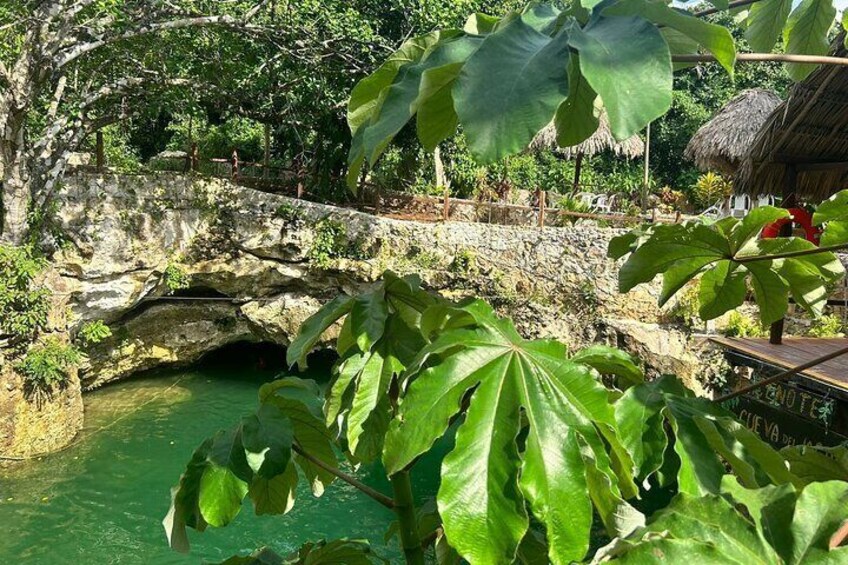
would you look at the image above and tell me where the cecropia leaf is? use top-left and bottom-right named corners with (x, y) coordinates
top-left (454, 12), bottom-right (573, 162)
top-left (782, 0), bottom-right (836, 81)
top-left (613, 211), bottom-right (843, 324)
top-left (568, 13), bottom-right (672, 140)
top-left (164, 378), bottom-right (336, 550)
top-left (384, 300), bottom-right (638, 564)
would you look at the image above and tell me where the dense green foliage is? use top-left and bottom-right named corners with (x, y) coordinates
top-left (77, 320), bottom-right (113, 347)
top-left (16, 336), bottom-right (82, 391)
top-left (0, 245), bottom-right (51, 342)
top-left (611, 191), bottom-right (848, 325)
top-left (165, 270), bottom-right (831, 563)
top-left (343, 0), bottom-right (830, 194)
top-left (605, 478), bottom-right (848, 563)
top-left (163, 263), bottom-right (191, 293)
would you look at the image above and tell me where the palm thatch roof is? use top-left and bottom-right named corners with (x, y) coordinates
top-left (684, 89), bottom-right (782, 176)
top-left (736, 37), bottom-right (848, 201)
top-left (529, 111), bottom-right (644, 159)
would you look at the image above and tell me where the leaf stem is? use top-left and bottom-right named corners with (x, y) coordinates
top-left (390, 471), bottom-right (426, 565)
top-left (291, 443), bottom-right (394, 509)
top-left (674, 53), bottom-right (848, 67)
top-left (733, 242), bottom-right (848, 263)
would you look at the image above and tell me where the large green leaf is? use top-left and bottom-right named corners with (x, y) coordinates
top-left (781, 444), bottom-right (848, 484)
top-left (746, 0), bottom-right (793, 52)
top-left (568, 13), bottom-right (672, 139)
top-left (290, 272), bottom-right (437, 463)
top-left (553, 55), bottom-right (599, 147)
top-left (360, 33), bottom-right (482, 162)
top-left (614, 376), bottom-right (800, 495)
top-left (783, 0), bottom-right (836, 81)
top-left (613, 211), bottom-right (844, 325)
top-left (286, 294), bottom-right (354, 370)
top-left (605, 480), bottom-right (848, 563)
top-left (384, 300), bottom-right (640, 564)
top-left (453, 14), bottom-right (572, 162)
top-left (813, 188), bottom-right (848, 246)
top-left (164, 378), bottom-right (338, 551)
top-left (603, 0), bottom-right (735, 75)
top-left (345, 32), bottom-right (448, 187)
top-left (570, 344), bottom-right (644, 387)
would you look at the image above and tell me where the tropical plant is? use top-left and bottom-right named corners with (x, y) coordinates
top-left (163, 262), bottom-right (191, 293)
top-left (344, 0), bottom-right (838, 189)
top-left (600, 477), bottom-right (848, 563)
top-left (692, 171), bottom-right (732, 208)
top-left (17, 336), bottom-right (82, 391)
top-left (163, 271), bottom-right (826, 564)
top-left (77, 320), bottom-right (113, 347)
top-left (610, 205), bottom-right (846, 325)
top-left (0, 244), bottom-right (51, 343)
top-left (162, 0), bottom-right (848, 562)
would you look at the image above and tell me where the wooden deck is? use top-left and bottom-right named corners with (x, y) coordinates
top-left (711, 337), bottom-right (848, 391)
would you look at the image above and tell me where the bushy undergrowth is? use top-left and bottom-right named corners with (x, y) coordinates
top-left (17, 336), bottom-right (82, 390)
top-left (0, 244), bottom-right (51, 342)
top-left (77, 320), bottom-right (113, 346)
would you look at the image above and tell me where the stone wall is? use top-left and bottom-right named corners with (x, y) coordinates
top-left (3, 172), bottom-right (706, 457)
top-left (47, 173), bottom-right (694, 383)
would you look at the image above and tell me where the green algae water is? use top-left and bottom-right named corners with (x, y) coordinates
top-left (0, 364), bottom-right (443, 564)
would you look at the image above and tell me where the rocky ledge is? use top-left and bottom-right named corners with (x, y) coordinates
top-left (2, 172), bottom-right (708, 457)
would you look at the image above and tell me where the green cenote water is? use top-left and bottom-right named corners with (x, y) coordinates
top-left (0, 352), bottom-right (444, 564)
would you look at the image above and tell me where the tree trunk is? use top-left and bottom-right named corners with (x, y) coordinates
top-left (1, 111), bottom-right (30, 245)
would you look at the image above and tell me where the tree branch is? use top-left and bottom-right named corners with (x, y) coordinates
top-left (56, 13), bottom-right (267, 69)
top-left (291, 443), bottom-right (395, 509)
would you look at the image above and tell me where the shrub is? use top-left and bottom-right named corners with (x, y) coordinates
top-left (693, 171), bottom-right (732, 208)
top-left (274, 202), bottom-right (303, 222)
top-left (722, 311), bottom-right (768, 338)
top-left (307, 218), bottom-right (357, 269)
top-left (163, 262), bottom-right (190, 292)
top-left (17, 337), bottom-right (82, 390)
top-left (449, 248), bottom-right (478, 278)
top-left (808, 314), bottom-right (844, 338)
top-left (0, 245), bottom-right (51, 342)
top-left (77, 320), bottom-right (112, 346)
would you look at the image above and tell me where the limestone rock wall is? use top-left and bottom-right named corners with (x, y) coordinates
top-left (45, 173), bottom-right (690, 391)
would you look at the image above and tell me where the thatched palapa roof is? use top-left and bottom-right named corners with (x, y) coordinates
top-left (684, 89), bottom-right (782, 176)
top-left (736, 37), bottom-right (848, 201)
top-left (529, 111), bottom-right (644, 159)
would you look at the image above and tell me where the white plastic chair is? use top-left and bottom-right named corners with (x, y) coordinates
top-left (575, 192), bottom-right (597, 207)
top-left (594, 194), bottom-right (614, 214)
top-left (756, 194), bottom-right (779, 208)
top-left (700, 202), bottom-right (723, 220)
top-left (729, 194), bottom-right (750, 219)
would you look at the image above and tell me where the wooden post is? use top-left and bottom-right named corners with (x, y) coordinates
top-left (190, 142), bottom-right (198, 172)
top-left (95, 130), bottom-right (104, 172)
top-left (572, 153), bottom-right (584, 195)
top-left (770, 164), bottom-right (798, 345)
top-left (263, 123), bottom-right (270, 180)
top-left (443, 187), bottom-right (450, 221)
top-left (538, 189), bottom-right (546, 227)
top-left (642, 122), bottom-right (651, 211)
top-left (231, 149), bottom-right (240, 183)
